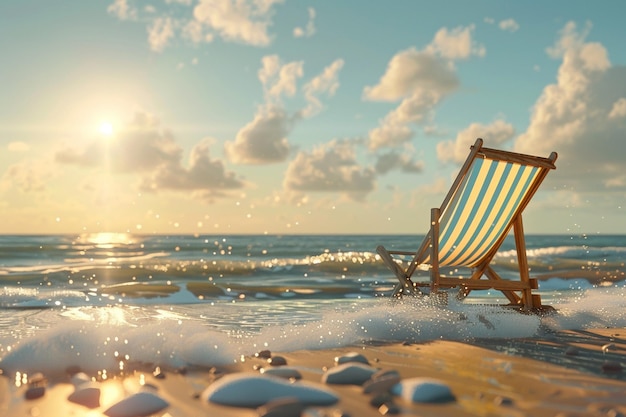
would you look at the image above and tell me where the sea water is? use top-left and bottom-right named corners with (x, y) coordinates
top-left (0, 233), bottom-right (625, 375)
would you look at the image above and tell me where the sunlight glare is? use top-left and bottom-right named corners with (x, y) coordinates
top-left (99, 121), bottom-right (114, 137)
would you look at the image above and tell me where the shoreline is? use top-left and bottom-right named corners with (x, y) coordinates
top-left (2, 328), bottom-right (625, 416)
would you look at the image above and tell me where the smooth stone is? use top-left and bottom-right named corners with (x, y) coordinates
top-left (153, 366), bottom-right (166, 379)
top-left (203, 373), bottom-right (339, 408)
top-left (268, 356), bottom-right (287, 366)
top-left (363, 373), bottom-right (401, 394)
top-left (25, 386), bottom-right (45, 400)
top-left (601, 360), bottom-right (623, 373)
top-left (334, 352), bottom-right (369, 365)
top-left (391, 378), bottom-right (455, 403)
top-left (28, 372), bottom-right (47, 386)
top-left (322, 363), bottom-right (378, 385)
top-left (257, 397), bottom-right (306, 417)
top-left (260, 367), bottom-right (302, 380)
top-left (256, 350), bottom-right (272, 359)
top-left (68, 382), bottom-right (101, 408)
top-left (371, 369), bottom-right (400, 381)
top-left (103, 392), bottom-right (169, 417)
top-left (71, 372), bottom-right (92, 386)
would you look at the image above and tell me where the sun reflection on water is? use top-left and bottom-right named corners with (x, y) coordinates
top-left (79, 233), bottom-right (136, 249)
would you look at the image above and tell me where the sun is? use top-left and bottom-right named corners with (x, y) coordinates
top-left (99, 121), bottom-right (114, 137)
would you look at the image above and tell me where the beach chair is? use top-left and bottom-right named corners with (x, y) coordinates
top-left (377, 138), bottom-right (557, 311)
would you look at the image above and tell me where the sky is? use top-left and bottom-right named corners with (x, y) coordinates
top-left (1, 0), bottom-right (625, 235)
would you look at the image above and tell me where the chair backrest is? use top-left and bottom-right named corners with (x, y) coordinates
top-left (425, 139), bottom-right (556, 268)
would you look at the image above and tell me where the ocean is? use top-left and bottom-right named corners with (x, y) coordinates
top-left (0, 233), bottom-right (625, 376)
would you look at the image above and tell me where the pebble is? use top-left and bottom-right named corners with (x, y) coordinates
top-left (153, 366), bottom-right (166, 379)
top-left (256, 350), bottom-right (272, 359)
top-left (601, 360), bottom-right (623, 373)
top-left (391, 378), bottom-right (455, 403)
top-left (24, 386), bottom-right (45, 400)
top-left (28, 372), bottom-right (47, 387)
top-left (564, 346), bottom-right (579, 356)
top-left (68, 382), bottom-right (101, 408)
top-left (322, 363), bottom-right (378, 385)
top-left (334, 352), bottom-right (369, 365)
top-left (257, 397), bottom-right (306, 417)
top-left (363, 374), bottom-right (401, 394)
top-left (103, 392), bottom-right (169, 417)
top-left (203, 373), bottom-right (339, 408)
top-left (268, 356), bottom-right (288, 366)
top-left (260, 366), bottom-right (302, 380)
top-left (71, 372), bottom-right (92, 386)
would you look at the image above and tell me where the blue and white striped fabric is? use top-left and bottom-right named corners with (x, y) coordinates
top-left (426, 157), bottom-right (540, 267)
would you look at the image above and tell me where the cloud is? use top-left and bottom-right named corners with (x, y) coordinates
top-left (141, 140), bottom-right (244, 194)
top-left (284, 139), bottom-right (376, 200)
top-left (363, 47), bottom-right (458, 102)
top-left (192, 0), bottom-right (283, 46)
top-left (609, 98), bottom-right (626, 119)
top-left (259, 55), bottom-right (304, 103)
top-left (515, 21), bottom-right (626, 191)
top-left (300, 59), bottom-right (345, 118)
top-left (1, 163), bottom-right (47, 193)
top-left (182, 19), bottom-right (214, 43)
top-left (56, 112), bottom-right (181, 172)
top-left (148, 17), bottom-right (175, 52)
top-left (363, 25), bottom-right (483, 150)
top-left (498, 18), bottom-right (520, 32)
top-left (375, 152), bottom-right (424, 175)
top-left (293, 7), bottom-right (316, 38)
top-left (55, 111), bottom-right (243, 198)
top-left (426, 24), bottom-right (486, 59)
top-left (107, 0), bottom-right (137, 20)
top-left (224, 106), bottom-right (293, 164)
top-left (437, 119), bottom-right (515, 163)
top-left (362, 48), bottom-right (458, 149)
top-left (226, 56), bottom-right (345, 165)
top-left (7, 142), bottom-right (30, 152)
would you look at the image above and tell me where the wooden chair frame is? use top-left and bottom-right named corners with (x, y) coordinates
top-left (377, 138), bottom-right (557, 311)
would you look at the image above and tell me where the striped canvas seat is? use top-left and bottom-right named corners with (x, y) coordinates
top-left (377, 138), bottom-right (557, 311)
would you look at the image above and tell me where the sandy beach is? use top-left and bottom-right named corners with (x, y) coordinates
top-left (1, 326), bottom-right (625, 417)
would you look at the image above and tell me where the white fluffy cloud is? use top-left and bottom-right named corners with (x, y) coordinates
top-left (193, 0), bottom-right (283, 46)
top-left (141, 140), bottom-right (243, 194)
top-left (107, 0), bottom-right (137, 20)
top-left (498, 19), bottom-right (520, 33)
top-left (55, 111), bottom-right (243, 196)
top-left (300, 59), bottom-right (345, 118)
top-left (363, 25), bottom-right (482, 150)
top-left (226, 56), bottom-right (344, 165)
top-left (515, 22), bottom-right (626, 191)
top-left (224, 106), bottom-right (293, 164)
top-left (375, 152), bottom-right (424, 175)
top-left (284, 140), bottom-right (376, 199)
top-left (437, 120), bottom-right (515, 163)
top-left (293, 7), bottom-right (316, 38)
top-left (259, 55), bottom-right (304, 103)
top-left (148, 17), bottom-right (175, 52)
top-left (426, 24), bottom-right (486, 59)
top-left (363, 47), bottom-right (458, 102)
